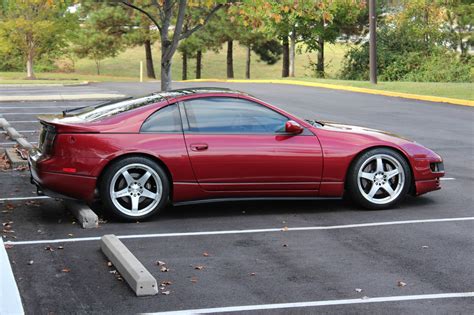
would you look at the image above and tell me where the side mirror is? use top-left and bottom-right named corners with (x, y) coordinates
top-left (285, 120), bottom-right (304, 134)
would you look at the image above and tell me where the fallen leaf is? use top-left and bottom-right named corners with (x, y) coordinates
top-left (67, 233), bottom-right (74, 237)
top-left (27, 260), bottom-right (34, 265)
top-left (422, 245), bottom-right (429, 249)
top-left (191, 277), bottom-right (198, 283)
top-left (61, 268), bottom-right (71, 273)
top-left (107, 261), bottom-right (112, 267)
top-left (202, 252), bottom-right (209, 257)
top-left (156, 260), bottom-right (166, 266)
top-left (355, 288), bottom-right (363, 293)
top-left (5, 204), bottom-right (14, 210)
top-left (194, 265), bottom-right (205, 270)
top-left (58, 246), bottom-right (64, 250)
top-left (109, 270), bottom-right (117, 274)
top-left (250, 272), bottom-right (256, 276)
top-left (161, 280), bottom-right (172, 286)
top-left (362, 296), bottom-right (369, 300)
top-left (160, 266), bottom-right (170, 272)
top-left (4, 244), bottom-right (13, 249)
top-left (161, 291), bottom-right (170, 295)
top-left (44, 246), bottom-right (55, 252)
top-left (281, 226), bottom-right (289, 232)
top-left (397, 281), bottom-right (407, 287)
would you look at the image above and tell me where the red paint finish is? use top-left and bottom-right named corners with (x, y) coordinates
top-left (29, 89), bottom-right (444, 205)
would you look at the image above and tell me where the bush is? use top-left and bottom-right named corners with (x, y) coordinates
top-left (339, 25), bottom-right (473, 83)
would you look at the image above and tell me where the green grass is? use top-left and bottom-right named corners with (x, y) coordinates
top-left (68, 42), bottom-right (350, 80)
top-left (283, 78), bottom-right (474, 100)
top-left (1, 41), bottom-right (472, 100)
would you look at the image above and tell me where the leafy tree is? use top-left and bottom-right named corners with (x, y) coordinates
top-left (300, 0), bottom-right (367, 77)
top-left (0, 0), bottom-right (77, 79)
top-left (72, 4), bottom-right (128, 75)
top-left (443, 0), bottom-right (473, 60)
top-left (120, 0), bottom-right (226, 91)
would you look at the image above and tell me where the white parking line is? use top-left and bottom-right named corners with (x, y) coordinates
top-left (1, 113), bottom-right (57, 115)
top-left (0, 105), bottom-right (82, 109)
top-left (7, 121), bottom-right (38, 123)
top-left (440, 178), bottom-right (456, 181)
top-left (144, 292), bottom-right (474, 314)
top-left (5, 217), bottom-right (474, 246)
top-left (0, 238), bottom-right (24, 315)
top-left (0, 196), bottom-right (50, 202)
top-left (1, 130), bottom-right (37, 133)
top-left (0, 141), bottom-right (38, 146)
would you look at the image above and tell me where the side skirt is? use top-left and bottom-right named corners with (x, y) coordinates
top-left (173, 197), bottom-right (342, 207)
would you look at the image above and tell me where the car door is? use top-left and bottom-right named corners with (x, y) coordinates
top-left (181, 96), bottom-right (323, 193)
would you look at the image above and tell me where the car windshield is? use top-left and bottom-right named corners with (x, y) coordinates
top-left (74, 94), bottom-right (166, 122)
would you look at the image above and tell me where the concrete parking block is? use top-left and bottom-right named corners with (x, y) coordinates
top-left (100, 234), bottom-right (158, 296)
top-left (5, 148), bottom-right (28, 169)
top-left (16, 138), bottom-right (34, 150)
top-left (6, 127), bottom-right (23, 140)
top-left (64, 200), bottom-right (98, 229)
top-left (0, 118), bottom-right (10, 128)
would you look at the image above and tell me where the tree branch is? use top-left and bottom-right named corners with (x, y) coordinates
top-left (179, 4), bottom-right (223, 40)
top-left (120, 1), bottom-right (162, 33)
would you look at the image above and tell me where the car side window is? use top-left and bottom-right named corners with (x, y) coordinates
top-left (141, 104), bottom-right (182, 133)
top-left (183, 97), bottom-right (288, 134)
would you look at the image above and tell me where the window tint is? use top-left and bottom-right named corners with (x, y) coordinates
top-left (184, 97), bottom-right (288, 134)
top-left (141, 104), bottom-right (182, 133)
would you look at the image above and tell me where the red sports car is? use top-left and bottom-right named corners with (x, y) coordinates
top-left (29, 88), bottom-right (444, 220)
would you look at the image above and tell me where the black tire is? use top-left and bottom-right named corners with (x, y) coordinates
top-left (347, 148), bottom-right (412, 210)
top-left (99, 156), bottom-right (170, 221)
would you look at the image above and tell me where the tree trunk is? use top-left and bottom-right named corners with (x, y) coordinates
top-left (245, 45), bottom-right (251, 79)
top-left (144, 39), bottom-right (156, 79)
top-left (289, 29), bottom-right (296, 77)
top-left (95, 60), bottom-right (100, 76)
top-left (196, 50), bottom-right (202, 79)
top-left (226, 40), bottom-right (234, 79)
top-left (182, 51), bottom-right (188, 80)
top-left (282, 36), bottom-right (289, 77)
top-left (161, 60), bottom-right (172, 91)
top-left (26, 51), bottom-right (35, 79)
top-left (316, 37), bottom-right (325, 77)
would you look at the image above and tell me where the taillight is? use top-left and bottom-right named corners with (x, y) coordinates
top-left (38, 123), bottom-right (56, 155)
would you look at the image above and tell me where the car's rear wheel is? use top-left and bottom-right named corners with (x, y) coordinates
top-left (100, 157), bottom-right (169, 220)
top-left (347, 148), bottom-right (411, 209)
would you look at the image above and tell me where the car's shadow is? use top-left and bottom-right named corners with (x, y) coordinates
top-left (88, 195), bottom-right (436, 223)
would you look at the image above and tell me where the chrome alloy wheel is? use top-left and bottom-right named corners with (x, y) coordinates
top-left (109, 163), bottom-right (163, 217)
top-left (357, 154), bottom-right (405, 205)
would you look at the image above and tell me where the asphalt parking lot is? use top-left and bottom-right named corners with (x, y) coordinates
top-left (1, 82), bottom-right (473, 314)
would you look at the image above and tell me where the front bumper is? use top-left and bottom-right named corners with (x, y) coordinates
top-left (29, 153), bottom-right (97, 201)
top-left (415, 178), bottom-right (441, 196)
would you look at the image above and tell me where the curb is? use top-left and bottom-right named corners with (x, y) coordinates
top-left (181, 79), bottom-right (474, 107)
top-left (100, 234), bottom-right (158, 296)
top-left (0, 81), bottom-right (89, 87)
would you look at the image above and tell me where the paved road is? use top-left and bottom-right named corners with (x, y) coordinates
top-left (1, 82), bottom-right (473, 314)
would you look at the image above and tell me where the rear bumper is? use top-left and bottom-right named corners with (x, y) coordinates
top-left (415, 178), bottom-right (441, 196)
top-left (29, 154), bottom-right (97, 202)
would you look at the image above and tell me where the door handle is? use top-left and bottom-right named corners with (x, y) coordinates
top-left (190, 143), bottom-right (208, 151)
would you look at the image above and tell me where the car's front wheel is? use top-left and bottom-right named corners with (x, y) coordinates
top-left (100, 156), bottom-right (169, 220)
top-left (347, 148), bottom-right (411, 210)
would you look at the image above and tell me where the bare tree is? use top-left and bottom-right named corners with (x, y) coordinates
top-left (121, 0), bottom-right (223, 91)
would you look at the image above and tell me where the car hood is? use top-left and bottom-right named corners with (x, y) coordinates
top-left (318, 121), bottom-right (414, 142)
